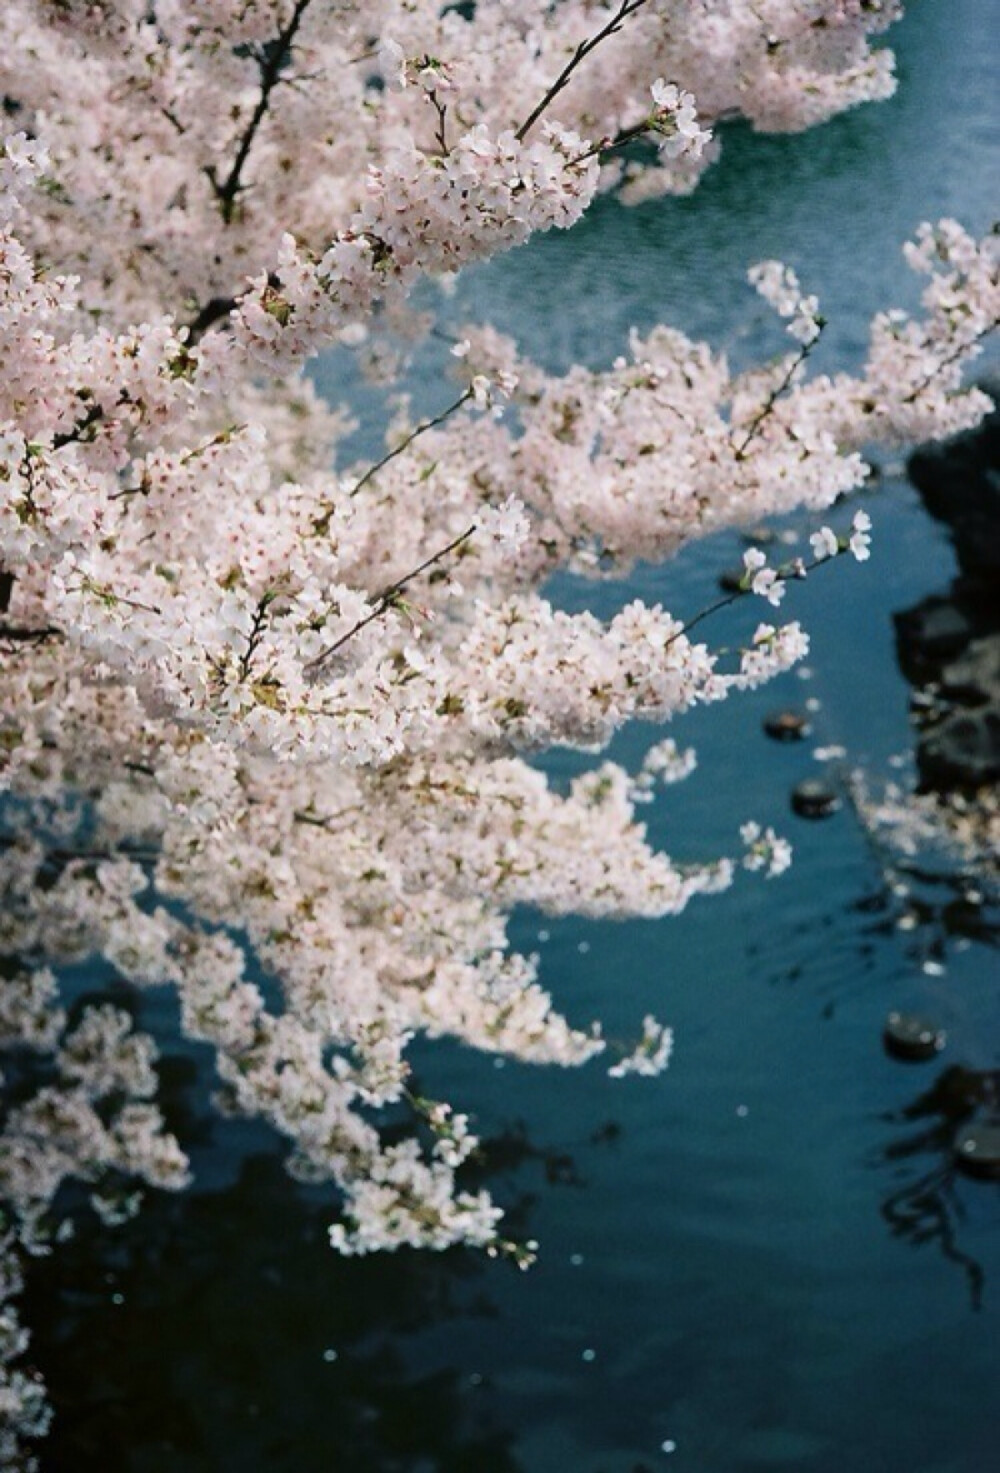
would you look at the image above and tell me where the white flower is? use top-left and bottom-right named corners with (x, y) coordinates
top-left (748, 261), bottom-right (822, 343)
top-left (2, 131), bottom-right (49, 175)
top-left (649, 80), bottom-right (710, 159)
top-left (743, 549), bottom-right (785, 605)
top-left (751, 567), bottom-right (786, 606)
top-left (741, 823), bottom-right (792, 877)
top-left (377, 37), bottom-right (408, 91)
top-left (475, 495), bottom-right (530, 552)
top-left (642, 739), bottom-right (697, 785)
top-left (471, 374), bottom-right (492, 408)
top-left (849, 510), bottom-right (872, 561)
top-left (809, 526), bottom-right (839, 560)
top-left (650, 79), bottom-right (680, 111)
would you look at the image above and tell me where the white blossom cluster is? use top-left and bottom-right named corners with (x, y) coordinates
top-left (0, 2), bottom-right (996, 1458)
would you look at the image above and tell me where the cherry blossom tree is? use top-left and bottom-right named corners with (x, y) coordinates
top-left (0, 2), bottom-right (996, 1460)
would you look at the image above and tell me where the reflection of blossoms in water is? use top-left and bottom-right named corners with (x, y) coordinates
top-left (608, 1015), bottom-right (674, 1078)
top-left (850, 769), bottom-right (1000, 878)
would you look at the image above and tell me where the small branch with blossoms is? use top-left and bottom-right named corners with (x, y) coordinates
top-left (732, 261), bottom-right (825, 460)
top-left (349, 388), bottom-right (474, 498)
top-left (569, 78), bottom-right (711, 168)
top-left (304, 524), bottom-right (477, 675)
top-left (669, 510), bottom-right (873, 648)
top-left (349, 355), bottom-right (518, 498)
top-left (515, 0), bottom-right (650, 142)
top-left (901, 315), bottom-right (1000, 405)
top-left (741, 509), bottom-right (872, 606)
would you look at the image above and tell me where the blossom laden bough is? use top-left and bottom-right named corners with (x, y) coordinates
top-left (0, 1), bottom-right (996, 1460)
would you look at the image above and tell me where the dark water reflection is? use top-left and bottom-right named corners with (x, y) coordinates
top-left (881, 1064), bottom-right (1000, 1312)
top-left (21, 3), bottom-right (1000, 1469)
top-left (26, 1151), bottom-right (518, 1473)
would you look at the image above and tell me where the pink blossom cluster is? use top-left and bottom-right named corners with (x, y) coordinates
top-left (0, 3), bottom-right (996, 1456)
top-left (0, 0), bottom-right (906, 323)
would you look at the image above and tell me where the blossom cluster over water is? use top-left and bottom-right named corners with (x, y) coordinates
top-left (0, 3), bottom-right (997, 1461)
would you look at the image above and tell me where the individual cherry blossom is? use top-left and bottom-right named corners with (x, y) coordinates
top-left (849, 509), bottom-right (873, 561)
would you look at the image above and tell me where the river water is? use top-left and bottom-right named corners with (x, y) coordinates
top-left (28, 3), bottom-right (999, 1469)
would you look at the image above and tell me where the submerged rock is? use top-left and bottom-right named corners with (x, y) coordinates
top-left (918, 702), bottom-right (1000, 790)
top-left (883, 1011), bottom-right (947, 1062)
top-left (790, 779), bottom-right (840, 819)
top-left (763, 709), bottom-right (812, 742)
top-left (895, 597), bottom-right (977, 685)
top-left (908, 386), bottom-right (1000, 586)
top-left (954, 1122), bottom-right (1000, 1180)
top-left (898, 386), bottom-right (1000, 792)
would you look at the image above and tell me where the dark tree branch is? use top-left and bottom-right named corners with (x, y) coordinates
top-left (206, 0), bottom-right (314, 224)
top-left (0, 623), bottom-right (61, 644)
top-left (305, 525), bottom-right (476, 675)
top-left (52, 403), bottom-right (105, 450)
top-left (516, 0), bottom-right (649, 143)
top-left (184, 295), bottom-right (237, 342)
top-left (349, 389), bottom-right (474, 498)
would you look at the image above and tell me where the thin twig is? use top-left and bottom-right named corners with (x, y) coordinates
top-left (567, 119), bottom-right (649, 168)
top-left (350, 388), bottom-right (473, 497)
top-left (293, 802), bottom-right (364, 830)
top-left (731, 341), bottom-right (812, 460)
top-left (901, 316), bottom-right (1000, 405)
top-left (428, 89), bottom-right (450, 155)
top-left (667, 545), bottom-right (844, 649)
top-left (516, 0), bottom-right (649, 143)
top-left (237, 591), bottom-right (278, 680)
top-left (305, 525), bottom-right (476, 675)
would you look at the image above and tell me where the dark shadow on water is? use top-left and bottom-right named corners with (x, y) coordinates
top-left (879, 1065), bottom-right (1000, 1312)
top-left (869, 402), bottom-right (1000, 1315)
top-left (24, 1148), bottom-right (523, 1473)
top-left (21, 1031), bottom-right (610, 1473)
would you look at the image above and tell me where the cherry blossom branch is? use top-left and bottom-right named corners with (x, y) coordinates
top-left (902, 316), bottom-right (1000, 404)
top-left (349, 388), bottom-right (474, 497)
top-left (305, 525), bottom-right (476, 675)
top-left (670, 578), bottom-right (791, 647)
top-left (515, 0), bottom-right (650, 142)
top-left (205, 0), bottom-right (314, 224)
top-left (567, 118), bottom-right (650, 168)
top-left (667, 530), bottom-right (865, 649)
top-left (0, 623), bottom-right (61, 644)
top-left (731, 340), bottom-right (815, 460)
